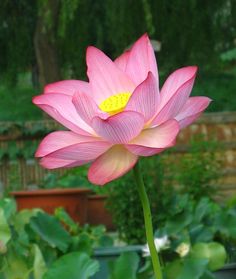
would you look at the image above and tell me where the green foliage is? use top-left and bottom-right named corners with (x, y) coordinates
top-left (0, 1), bottom-right (235, 121)
top-left (1, 0), bottom-right (235, 83)
top-left (43, 252), bottom-right (99, 279)
top-left (57, 0), bottom-right (81, 37)
top-left (106, 156), bottom-right (165, 244)
top-left (108, 252), bottom-right (139, 279)
top-left (157, 195), bottom-right (236, 248)
top-left (191, 72), bottom-right (236, 112)
top-left (172, 137), bottom-right (220, 200)
top-left (107, 138), bottom-right (220, 244)
top-left (0, 83), bottom-right (41, 121)
top-left (221, 48), bottom-right (236, 62)
top-left (0, 199), bottom-right (113, 279)
top-left (39, 167), bottom-right (110, 195)
top-left (29, 212), bottom-right (71, 253)
top-left (0, 208), bottom-right (11, 253)
top-left (164, 258), bottom-right (212, 279)
top-left (191, 242), bottom-right (227, 271)
top-left (33, 244), bottom-right (47, 279)
top-left (0, 197), bottom-right (235, 278)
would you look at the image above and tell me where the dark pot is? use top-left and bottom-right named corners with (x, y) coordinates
top-left (11, 188), bottom-right (92, 224)
top-left (214, 263), bottom-right (236, 279)
top-left (87, 195), bottom-right (114, 230)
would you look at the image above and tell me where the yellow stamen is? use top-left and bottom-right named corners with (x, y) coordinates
top-left (99, 92), bottom-right (131, 115)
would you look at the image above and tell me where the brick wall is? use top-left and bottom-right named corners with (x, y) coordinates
top-left (0, 112), bottom-right (235, 200)
top-left (177, 112), bottom-right (236, 200)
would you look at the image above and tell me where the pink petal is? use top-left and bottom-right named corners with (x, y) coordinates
top-left (160, 66), bottom-right (197, 108)
top-left (35, 131), bottom-right (99, 157)
top-left (126, 144), bottom-right (172, 157)
top-left (129, 119), bottom-right (179, 148)
top-left (72, 92), bottom-right (107, 125)
top-left (39, 139), bottom-right (112, 169)
top-left (151, 72), bottom-right (197, 126)
top-left (33, 93), bottom-right (93, 135)
top-left (114, 50), bottom-right (130, 72)
top-left (40, 157), bottom-right (85, 169)
top-left (91, 111), bottom-right (144, 144)
top-left (126, 34), bottom-right (158, 86)
top-left (88, 145), bottom-right (138, 185)
top-left (176, 113), bottom-right (202, 130)
top-left (175, 96), bottom-right (212, 128)
top-left (44, 80), bottom-right (90, 96)
top-left (125, 72), bottom-right (159, 123)
top-left (86, 46), bottom-right (135, 103)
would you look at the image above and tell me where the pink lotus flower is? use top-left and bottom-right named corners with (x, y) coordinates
top-left (33, 34), bottom-right (211, 185)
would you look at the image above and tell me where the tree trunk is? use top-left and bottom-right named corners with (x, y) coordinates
top-left (34, 0), bottom-right (61, 89)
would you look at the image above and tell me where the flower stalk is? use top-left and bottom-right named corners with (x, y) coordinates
top-left (133, 161), bottom-right (163, 279)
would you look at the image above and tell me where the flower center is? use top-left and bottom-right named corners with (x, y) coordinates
top-left (99, 92), bottom-right (131, 115)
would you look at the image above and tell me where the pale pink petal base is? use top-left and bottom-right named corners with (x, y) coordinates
top-left (88, 145), bottom-right (138, 185)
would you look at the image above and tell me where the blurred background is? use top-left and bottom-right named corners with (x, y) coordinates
top-left (0, 0), bottom-right (236, 121)
top-left (0, 2), bottom-right (236, 277)
top-left (0, 1), bottom-right (235, 198)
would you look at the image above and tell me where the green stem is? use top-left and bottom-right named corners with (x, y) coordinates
top-left (133, 161), bottom-right (163, 279)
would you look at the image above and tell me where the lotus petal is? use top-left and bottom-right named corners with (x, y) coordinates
top-left (44, 80), bottom-right (90, 96)
top-left (33, 93), bottom-right (93, 135)
top-left (88, 145), bottom-right (138, 185)
top-left (86, 46), bottom-right (135, 103)
top-left (126, 72), bottom-right (159, 123)
top-left (91, 111), bottom-right (144, 144)
top-left (129, 119), bottom-right (179, 148)
top-left (160, 66), bottom-right (197, 108)
top-left (126, 34), bottom-right (158, 86)
top-left (175, 96), bottom-right (212, 128)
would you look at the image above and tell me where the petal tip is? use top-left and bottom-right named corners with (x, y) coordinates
top-left (32, 96), bottom-right (39, 104)
top-left (186, 65), bottom-right (198, 76)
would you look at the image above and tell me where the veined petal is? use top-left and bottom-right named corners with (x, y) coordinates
top-left (35, 131), bottom-right (100, 157)
top-left (129, 119), bottom-right (179, 148)
top-left (126, 34), bottom-right (158, 86)
top-left (126, 144), bottom-right (173, 157)
top-left (40, 157), bottom-right (86, 169)
top-left (44, 80), bottom-right (90, 96)
top-left (175, 96), bottom-right (212, 128)
top-left (151, 72), bottom-right (196, 126)
top-left (88, 145), bottom-right (138, 185)
top-left (160, 66), bottom-right (197, 108)
top-left (39, 139), bottom-right (112, 169)
top-left (114, 50), bottom-right (130, 72)
top-left (125, 72), bottom-right (159, 123)
top-left (91, 111), bottom-right (144, 144)
top-left (72, 92), bottom-right (107, 125)
top-left (33, 93), bottom-right (93, 135)
top-left (86, 46), bottom-right (135, 103)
